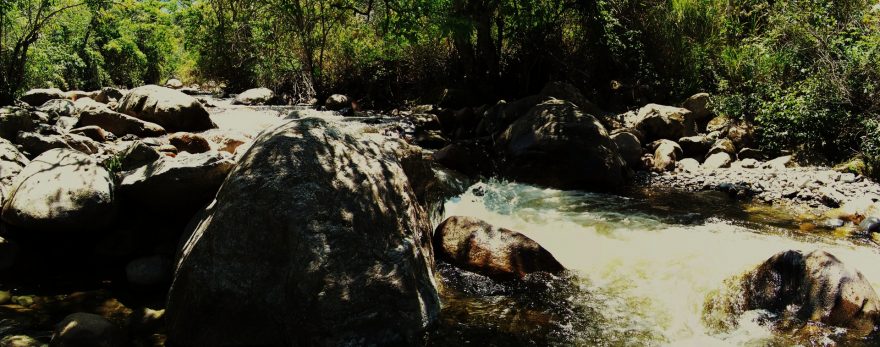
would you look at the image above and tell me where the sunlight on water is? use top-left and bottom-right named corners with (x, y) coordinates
top-left (442, 180), bottom-right (880, 345)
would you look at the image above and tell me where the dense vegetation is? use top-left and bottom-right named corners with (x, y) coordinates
top-left (2, 0), bottom-right (879, 170)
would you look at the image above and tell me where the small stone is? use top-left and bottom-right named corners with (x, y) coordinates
top-left (859, 217), bottom-right (880, 234)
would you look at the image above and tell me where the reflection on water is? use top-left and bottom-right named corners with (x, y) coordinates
top-left (432, 180), bottom-right (880, 346)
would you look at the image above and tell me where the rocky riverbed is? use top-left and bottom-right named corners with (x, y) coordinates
top-left (2, 82), bottom-right (880, 346)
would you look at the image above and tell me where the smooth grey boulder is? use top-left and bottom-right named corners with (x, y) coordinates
top-left (20, 88), bottom-right (65, 107)
top-left (232, 88), bottom-right (274, 105)
top-left (497, 99), bottom-right (628, 191)
top-left (1, 148), bottom-right (115, 232)
top-left (165, 117), bottom-right (439, 346)
top-left (118, 85), bottom-right (215, 132)
top-left (118, 151), bottom-right (234, 213)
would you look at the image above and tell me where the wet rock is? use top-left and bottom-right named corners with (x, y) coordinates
top-left (77, 104), bottom-right (166, 138)
top-left (634, 104), bottom-right (697, 142)
top-left (70, 126), bottom-right (107, 142)
top-left (325, 94), bottom-right (351, 111)
top-left (0, 335), bottom-right (40, 347)
top-left (497, 99), bottom-right (627, 191)
top-left (118, 142), bottom-right (161, 171)
top-left (125, 255), bottom-right (172, 286)
top-left (118, 151), bottom-right (234, 214)
top-left (1, 148), bottom-right (116, 232)
top-left (168, 132), bottom-right (211, 154)
top-left (50, 312), bottom-right (123, 347)
top-left (165, 78), bottom-right (183, 89)
top-left (0, 107), bottom-right (38, 141)
top-left (611, 131), bottom-right (642, 168)
top-left (15, 132), bottom-right (100, 157)
top-left (740, 250), bottom-right (880, 336)
top-left (859, 217), bottom-right (880, 234)
top-left (652, 140), bottom-right (682, 173)
top-left (703, 152), bottom-right (732, 169)
top-left (118, 85), bottom-right (215, 132)
top-left (233, 88), bottom-right (275, 105)
top-left (681, 92), bottom-right (711, 121)
top-left (20, 88), bottom-right (65, 107)
top-left (435, 216), bottom-right (565, 281)
top-left (166, 117), bottom-right (439, 346)
top-left (39, 99), bottom-right (76, 118)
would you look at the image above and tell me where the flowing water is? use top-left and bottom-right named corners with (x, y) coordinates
top-left (430, 180), bottom-right (880, 346)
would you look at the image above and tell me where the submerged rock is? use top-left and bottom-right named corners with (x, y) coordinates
top-left (714, 250), bottom-right (880, 337)
top-left (50, 313), bottom-right (123, 347)
top-left (434, 216), bottom-right (565, 281)
top-left (497, 99), bottom-right (628, 191)
top-left (2, 148), bottom-right (115, 232)
top-left (118, 85), bottom-right (215, 132)
top-left (166, 117), bottom-right (439, 346)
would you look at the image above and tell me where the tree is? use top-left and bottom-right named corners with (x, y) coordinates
top-left (0, 0), bottom-right (105, 105)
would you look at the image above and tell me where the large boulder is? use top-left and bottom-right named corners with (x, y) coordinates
top-left (681, 92), bottom-right (711, 121)
top-left (165, 117), bottom-right (440, 346)
top-left (433, 139), bottom-right (495, 177)
top-left (652, 140), bottom-right (682, 173)
top-left (50, 313), bottom-right (123, 347)
top-left (0, 107), bottom-right (38, 140)
top-left (77, 104), bottom-right (166, 138)
top-left (0, 139), bottom-right (29, 202)
top-left (39, 99), bottom-right (76, 118)
top-left (165, 78), bottom-right (184, 89)
top-left (1, 148), bottom-right (115, 232)
top-left (19, 88), bottom-right (65, 107)
top-left (118, 151), bottom-right (234, 214)
top-left (635, 104), bottom-right (697, 142)
top-left (434, 216), bottom-right (565, 280)
top-left (118, 85), bottom-right (215, 132)
top-left (496, 99), bottom-right (628, 191)
top-left (539, 81), bottom-right (604, 117)
top-left (233, 88), bottom-right (275, 105)
top-left (324, 94), bottom-right (351, 111)
top-left (611, 131), bottom-right (642, 168)
top-left (678, 135), bottom-right (712, 159)
top-left (94, 87), bottom-right (124, 104)
top-left (739, 250), bottom-right (880, 336)
top-left (168, 132), bottom-right (211, 154)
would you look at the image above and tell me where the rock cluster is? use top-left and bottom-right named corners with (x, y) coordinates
top-left (634, 161), bottom-right (880, 210)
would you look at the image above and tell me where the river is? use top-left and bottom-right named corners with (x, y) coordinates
top-left (430, 179), bottom-right (880, 346)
